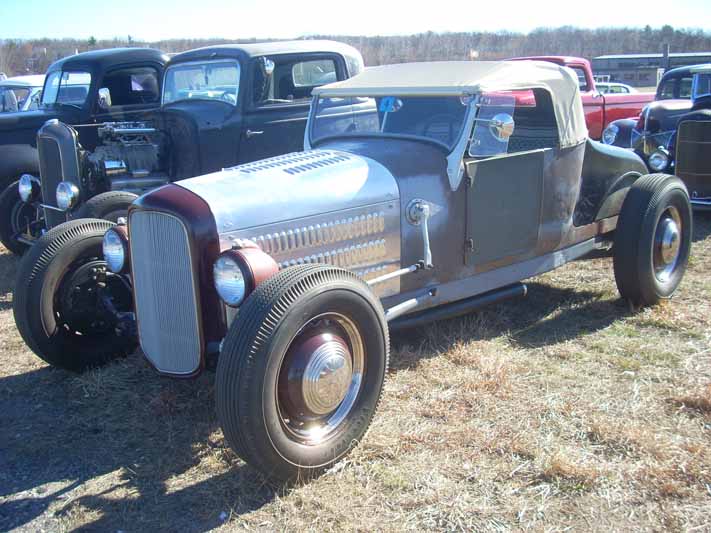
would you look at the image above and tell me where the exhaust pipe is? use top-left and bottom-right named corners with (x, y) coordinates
top-left (390, 282), bottom-right (527, 330)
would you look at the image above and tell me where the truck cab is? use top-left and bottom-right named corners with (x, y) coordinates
top-left (6, 41), bottom-right (364, 254)
top-left (0, 48), bottom-right (168, 253)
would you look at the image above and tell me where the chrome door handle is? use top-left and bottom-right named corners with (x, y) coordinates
top-left (245, 129), bottom-right (264, 138)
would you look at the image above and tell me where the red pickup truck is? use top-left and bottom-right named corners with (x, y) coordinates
top-left (509, 56), bottom-right (655, 140)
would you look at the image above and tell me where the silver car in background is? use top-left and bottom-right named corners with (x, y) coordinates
top-left (0, 75), bottom-right (44, 113)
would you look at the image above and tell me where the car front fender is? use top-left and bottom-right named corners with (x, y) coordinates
top-left (0, 144), bottom-right (39, 189)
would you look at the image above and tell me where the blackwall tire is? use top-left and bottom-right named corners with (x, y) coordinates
top-left (75, 191), bottom-right (139, 223)
top-left (613, 173), bottom-right (692, 307)
top-left (0, 180), bottom-right (36, 255)
top-left (216, 264), bottom-right (389, 482)
top-left (13, 218), bottom-right (137, 372)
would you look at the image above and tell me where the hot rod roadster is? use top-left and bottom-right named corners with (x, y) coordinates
top-left (13, 60), bottom-right (692, 481)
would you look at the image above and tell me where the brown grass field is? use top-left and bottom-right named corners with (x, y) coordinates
top-left (1, 215), bottom-right (710, 532)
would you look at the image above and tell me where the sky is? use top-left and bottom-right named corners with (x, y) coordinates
top-left (2, 0), bottom-right (710, 41)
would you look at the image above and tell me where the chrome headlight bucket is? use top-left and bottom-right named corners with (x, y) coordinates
top-left (648, 147), bottom-right (670, 172)
top-left (103, 226), bottom-right (129, 273)
top-left (213, 252), bottom-right (248, 307)
top-left (18, 174), bottom-right (40, 203)
top-left (56, 181), bottom-right (80, 211)
top-left (602, 124), bottom-right (618, 145)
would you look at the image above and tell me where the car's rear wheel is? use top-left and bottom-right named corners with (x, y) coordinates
top-left (613, 173), bottom-right (692, 306)
top-left (216, 264), bottom-right (389, 482)
top-left (75, 191), bottom-right (139, 223)
top-left (13, 218), bottom-right (137, 371)
top-left (0, 180), bottom-right (41, 255)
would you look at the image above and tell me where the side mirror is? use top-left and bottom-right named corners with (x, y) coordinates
top-left (97, 87), bottom-right (112, 110)
top-left (489, 113), bottom-right (515, 142)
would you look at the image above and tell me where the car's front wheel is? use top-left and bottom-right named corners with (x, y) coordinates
top-left (0, 180), bottom-right (42, 255)
top-left (13, 218), bottom-right (137, 371)
top-left (613, 173), bottom-right (692, 306)
top-left (75, 191), bottom-right (139, 222)
top-left (216, 264), bottom-right (389, 482)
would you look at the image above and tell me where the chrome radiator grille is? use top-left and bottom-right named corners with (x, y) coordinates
top-left (129, 211), bottom-right (202, 375)
top-left (676, 120), bottom-right (711, 198)
top-left (37, 135), bottom-right (67, 228)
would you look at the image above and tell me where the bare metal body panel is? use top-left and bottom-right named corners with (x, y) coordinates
top-left (176, 149), bottom-right (403, 297)
top-left (177, 150), bottom-right (400, 234)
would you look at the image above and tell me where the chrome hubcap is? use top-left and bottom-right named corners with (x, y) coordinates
top-left (653, 206), bottom-right (683, 283)
top-left (277, 313), bottom-right (364, 445)
top-left (302, 337), bottom-right (352, 415)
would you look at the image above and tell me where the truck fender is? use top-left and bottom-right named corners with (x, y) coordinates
top-left (0, 144), bottom-right (39, 190)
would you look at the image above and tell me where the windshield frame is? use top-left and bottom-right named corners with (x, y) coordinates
top-left (692, 72), bottom-right (711, 102)
top-left (162, 58), bottom-right (241, 106)
top-left (306, 92), bottom-right (479, 191)
top-left (41, 69), bottom-right (92, 108)
top-left (307, 94), bottom-right (473, 152)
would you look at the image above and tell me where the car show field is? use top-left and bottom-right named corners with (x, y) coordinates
top-left (2, 16), bottom-right (711, 531)
top-left (1, 215), bottom-right (709, 531)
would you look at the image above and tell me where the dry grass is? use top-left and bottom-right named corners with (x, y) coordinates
top-left (1, 214), bottom-right (710, 532)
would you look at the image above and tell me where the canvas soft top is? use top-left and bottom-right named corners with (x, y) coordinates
top-left (313, 60), bottom-right (588, 148)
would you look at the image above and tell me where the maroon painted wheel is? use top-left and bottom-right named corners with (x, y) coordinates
top-left (276, 313), bottom-right (366, 445)
top-left (216, 264), bottom-right (389, 482)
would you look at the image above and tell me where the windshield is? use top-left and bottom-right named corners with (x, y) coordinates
top-left (692, 72), bottom-right (711, 101)
top-left (0, 87), bottom-right (27, 112)
top-left (41, 70), bottom-right (91, 106)
top-left (310, 95), bottom-right (469, 151)
top-left (163, 59), bottom-right (240, 105)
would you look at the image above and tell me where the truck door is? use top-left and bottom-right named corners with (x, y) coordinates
top-left (239, 54), bottom-right (346, 163)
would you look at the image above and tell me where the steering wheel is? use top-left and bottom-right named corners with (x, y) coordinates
top-left (418, 113), bottom-right (459, 146)
top-left (221, 92), bottom-right (237, 105)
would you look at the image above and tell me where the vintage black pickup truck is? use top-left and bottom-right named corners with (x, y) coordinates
top-left (5, 40), bottom-right (363, 253)
top-left (0, 48), bottom-right (169, 253)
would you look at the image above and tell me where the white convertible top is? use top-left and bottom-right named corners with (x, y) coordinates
top-left (313, 61), bottom-right (588, 148)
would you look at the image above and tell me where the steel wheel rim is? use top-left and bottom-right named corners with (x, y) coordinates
top-left (276, 312), bottom-right (365, 445)
top-left (11, 200), bottom-right (38, 238)
top-left (55, 258), bottom-right (131, 336)
top-left (653, 205), bottom-right (682, 283)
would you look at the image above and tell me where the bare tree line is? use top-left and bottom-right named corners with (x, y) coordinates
top-left (1, 25), bottom-right (710, 76)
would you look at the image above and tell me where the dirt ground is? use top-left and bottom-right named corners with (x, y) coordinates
top-left (1, 215), bottom-right (709, 532)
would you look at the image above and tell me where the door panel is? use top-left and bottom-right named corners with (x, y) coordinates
top-left (239, 104), bottom-right (310, 163)
top-left (465, 150), bottom-right (545, 267)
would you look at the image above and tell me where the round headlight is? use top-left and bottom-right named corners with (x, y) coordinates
top-left (602, 124), bottom-right (618, 145)
top-left (102, 228), bottom-right (128, 273)
top-left (648, 149), bottom-right (669, 172)
top-left (214, 254), bottom-right (247, 307)
top-left (56, 181), bottom-right (80, 211)
top-left (18, 174), bottom-right (38, 203)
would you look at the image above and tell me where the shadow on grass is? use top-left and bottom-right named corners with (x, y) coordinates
top-left (692, 210), bottom-right (711, 243)
top-left (0, 359), bottom-right (278, 532)
top-left (0, 250), bottom-right (19, 310)
top-left (390, 281), bottom-right (629, 371)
